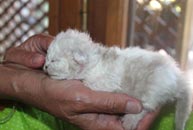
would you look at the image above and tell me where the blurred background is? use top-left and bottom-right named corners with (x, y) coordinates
top-left (0, 0), bottom-right (192, 76)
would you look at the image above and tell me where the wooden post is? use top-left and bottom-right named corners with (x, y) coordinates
top-left (105, 0), bottom-right (129, 47)
top-left (176, 0), bottom-right (193, 69)
top-left (127, 0), bottom-right (136, 46)
top-left (48, 0), bottom-right (82, 35)
top-left (87, 0), bottom-right (107, 44)
top-left (48, 0), bottom-right (59, 35)
top-left (88, 0), bottom-right (129, 47)
top-left (49, 0), bottom-right (129, 47)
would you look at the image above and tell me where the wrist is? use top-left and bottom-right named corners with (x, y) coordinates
top-left (12, 66), bottom-right (49, 110)
top-left (0, 65), bottom-right (20, 99)
top-left (0, 64), bottom-right (48, 110)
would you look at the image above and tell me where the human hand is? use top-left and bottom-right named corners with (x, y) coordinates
top-left (3, 34), bottom-right (158, 130)
top-left (4, 34), bottom-right (53, 68)
top-left (3, 34), bottom-right (143, 130)
top-left (43, 76), bottom-right (143, 130)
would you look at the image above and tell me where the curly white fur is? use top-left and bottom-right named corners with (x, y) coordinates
top-left (44, 29), bottom-right (192, 130)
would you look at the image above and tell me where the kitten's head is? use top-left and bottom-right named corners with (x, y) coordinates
top-left (44, 29), bottom-right (92, 79)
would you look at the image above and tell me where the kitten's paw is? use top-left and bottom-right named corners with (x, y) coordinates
top-left (121, 115), bottom-right (139, 130)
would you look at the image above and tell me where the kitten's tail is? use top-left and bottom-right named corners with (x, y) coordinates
top-left (175, 77), bottom-right (192, 130)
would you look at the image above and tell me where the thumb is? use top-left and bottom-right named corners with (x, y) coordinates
top-left (4, 48), bottom-right (45, 68)
top-left (73, 86), bottom-right (142, 114)
top-left (88, 91), bottom-right (142, 114)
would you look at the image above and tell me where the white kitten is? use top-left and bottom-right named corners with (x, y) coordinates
top-left (44, 29), bottom-right (192, 130)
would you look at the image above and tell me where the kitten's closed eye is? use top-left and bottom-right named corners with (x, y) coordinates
top-left (51, 59), bottom-right (61, 63)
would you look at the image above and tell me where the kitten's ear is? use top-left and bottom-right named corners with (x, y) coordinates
top-left (73, 50), bottom-right (88, 65)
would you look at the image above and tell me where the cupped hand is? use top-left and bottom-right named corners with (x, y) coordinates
top-left (43, 76), bottom-right (143, 130)
top-left (3, 33), bottom-right (159, 130)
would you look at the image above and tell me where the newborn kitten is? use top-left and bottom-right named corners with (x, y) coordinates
top-left (44, 29), bottom-right (192, 130)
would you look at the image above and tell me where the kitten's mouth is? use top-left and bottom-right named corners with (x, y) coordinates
top-left (51, 75), bottom-right (65, 80)
top-left (49, 74), bottom-right (57, 77)
top-left (49, 74), bottom-right (67, 80)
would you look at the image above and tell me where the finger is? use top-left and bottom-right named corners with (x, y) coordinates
top-left (136, 110), bottom-right (160, 130)
top-left (31, 33), bottom-right (54, 52)
top-left (71, 113), bottom-right (124, 130)
top-left (5, 48), bottom-right (45, 68)
top-left (89, 91), bottom-right (142, 114)
top-left (22, 33), bottom-right (54, 54)
top-left (48, 81), bottom-right (142, 115)
top-left (70, 86), bottom-right (142, 114)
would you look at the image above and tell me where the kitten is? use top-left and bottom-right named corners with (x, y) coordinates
top-left (44, 29), bottom-right (192, 130)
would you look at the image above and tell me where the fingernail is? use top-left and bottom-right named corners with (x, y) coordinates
top-left (125, 101), bottom-right (142, 113)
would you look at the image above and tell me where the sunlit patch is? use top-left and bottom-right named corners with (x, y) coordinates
top-left (148, 0), bottom-right (162, 11)
top-left (158, 49), bottom-right (168, 56)
top-left (188, 51), bottom-right (193, 61)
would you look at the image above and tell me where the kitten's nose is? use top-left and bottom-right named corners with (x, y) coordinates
top-left (45, 65), bottom-right (48, 69)
top-left (44, 65), bottom-right (48, 72)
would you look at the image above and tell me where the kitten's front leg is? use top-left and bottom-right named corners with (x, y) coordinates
top-left (122, 110), bottom-right (147, 130)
